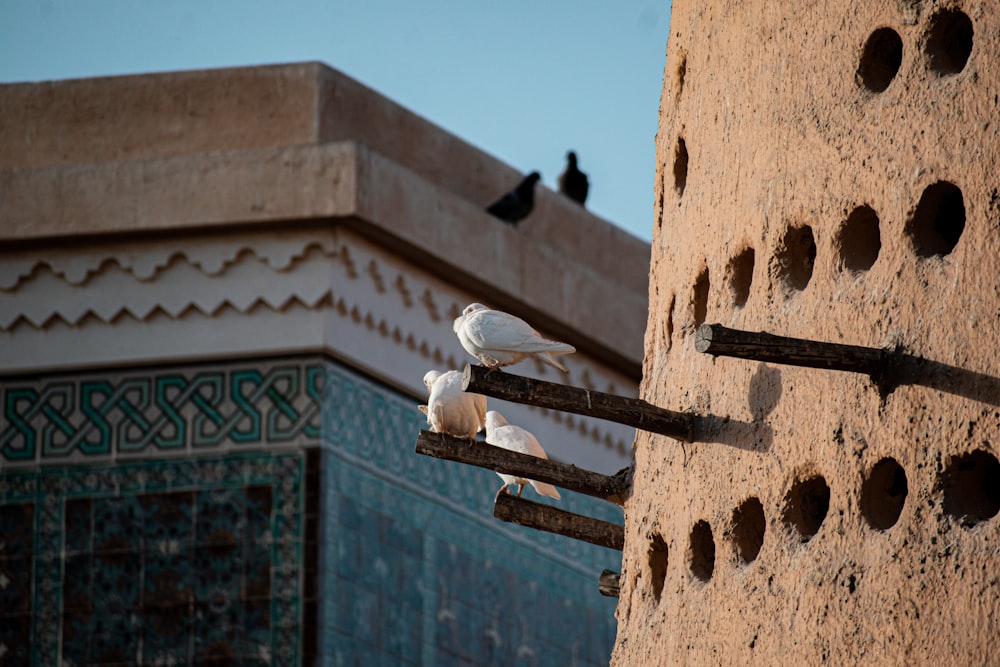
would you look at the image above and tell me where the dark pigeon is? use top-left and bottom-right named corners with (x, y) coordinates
top-left (557, 151), bottom-right (589, 206)
top-left (486, 171), bottom-right (541, 225)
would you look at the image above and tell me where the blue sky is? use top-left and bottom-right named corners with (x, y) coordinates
top-left (0, 1), bottom-right (670, 241)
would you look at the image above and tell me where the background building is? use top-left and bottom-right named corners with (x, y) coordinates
top-left (0, 62), bottom-right (649, 665)
top-left (615, 2), bottom-right (1000, 664)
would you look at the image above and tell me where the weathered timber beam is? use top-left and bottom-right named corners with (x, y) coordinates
top-left (599, 569), bottom-right (621, 598)
top-left (695, 323), bottom-right (892, 378)
top-left (462, 364), bottom-right (695, 442)
top-left (415, 430), bottom-right (629, 504)
top-left (493, 493), bottom-right (625, 551)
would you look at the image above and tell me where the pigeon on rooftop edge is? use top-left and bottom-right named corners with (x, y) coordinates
top-left (453, 303), bottom-right (575, 372)
top-left (486, 171), bottom-right (541, 225)
top-left (419, 369), bottom-right (487, 440)
top-left (557, 151), bottom-right (589, 206)
top-left (485, 411), bottom-right (561, 502)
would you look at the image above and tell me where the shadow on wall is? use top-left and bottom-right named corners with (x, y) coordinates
top-left (892, 355), bottom-right (1000, 408)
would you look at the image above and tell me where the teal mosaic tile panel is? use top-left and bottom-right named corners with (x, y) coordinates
top-left (315, 362), bottom-right (621, 666)
top-left (1, 363), bottom-right (322, 465)
top-left (2, 356), bottom-right (624, 665)
top-left (0, 451), bottom-right (305, 666)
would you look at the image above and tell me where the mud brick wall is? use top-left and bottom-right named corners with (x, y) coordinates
top-left (614, 2), bottom-right (1000, 664)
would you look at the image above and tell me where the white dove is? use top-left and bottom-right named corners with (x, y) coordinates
top-left (418, 370), bottom-right (487, 440)
top-left (484, 411), bottom-right (561, 502)
top-left (453, 303), bottom-right (575, 372)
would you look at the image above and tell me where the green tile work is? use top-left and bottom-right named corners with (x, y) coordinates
top-left (0, 452), bottom-right (304, 665)
top-left (0, 358), bottom-right (622, 665)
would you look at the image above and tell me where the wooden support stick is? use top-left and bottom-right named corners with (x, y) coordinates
top-left (599, 569), bottom-right (621, 598)
top-left (415, 430), bottom-right (629, 504)
top-left (493, 493), bottom-right (625, 551)
top-left (462, 364), bottom-right (695, 442)
top-left (695, 323), bottom-right (892, 378)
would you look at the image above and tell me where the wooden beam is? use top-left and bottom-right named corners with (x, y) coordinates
top-left (415, 430), bottom-right (630, 504)
top-left (599, 569), bottom-right (621, 598)
top-left (493, 493), bottom-right (624, 551)
top-left (462, 364), bottom-right (695, 442)
top-left (695, 323), bottom-right (892, 378)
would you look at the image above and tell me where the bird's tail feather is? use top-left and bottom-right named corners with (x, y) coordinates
top-left (540, 353), bottom-right (569, 372)
top-left (530, 481), bottom-right (561, 500)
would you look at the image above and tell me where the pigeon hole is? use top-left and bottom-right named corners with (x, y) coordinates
top-left (730, 497), bottom-right (766, 564)
top-left (692, 267), bottom-right (710, 327)
top-left (647, 532), bottom-right (669, 601)
top-left (941, 450), bottom-right (1000, 528)
top-left (726, 247), bottom-right (755, 308)
top-left (860, 457), bottom-right (908, 531)
top-left (773, 225), bottom-right (817, 292)
top-left (781, 475), bottom-right (830, 542)
top-left (688, 520), bottom-right (715, 582)
top-left (925, 9), bottom-right (974, 76)
top-left (673, 137), bottom-right (689, 196)
top-left (836, 205), bottom-right (881, 273)
top-left (905, 181), bottom-right (965, 257)
top-left (857, 27), bottom-right (903, 93)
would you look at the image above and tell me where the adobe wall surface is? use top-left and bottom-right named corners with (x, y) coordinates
top-left (615, 1), bottom-right (1000, 665)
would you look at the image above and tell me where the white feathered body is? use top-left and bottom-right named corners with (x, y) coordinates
top-left (453, 303), bottom-right (575, 372)
top-left (484, 411), bottom-right (561, 500)
top-left (420, 370), bottom-right (487, 440)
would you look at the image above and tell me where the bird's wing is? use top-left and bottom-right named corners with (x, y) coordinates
top-left (465, 310), bottom-right (564, 353)
top-left (493, 425), bottom-right (548, 459)
top-left (487, 192), bottom-right (518, 215)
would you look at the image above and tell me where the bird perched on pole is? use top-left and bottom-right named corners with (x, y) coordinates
top-left (484, 411), bottom-right (561, 502)
top-left (453, 303), bottom-right (575, 372)
top-left (557, 151), bottom-right (589, 206)
top-left (485, 171), bottom-right (541, 225)
top-left (418, 370), bottom-right (487, 440)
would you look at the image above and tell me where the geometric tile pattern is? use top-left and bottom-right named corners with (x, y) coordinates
top-left (1, 364), bottom-right (322, 465)
top-left (316, 362), bottom-right (621, 666)
top-left (0, 357), bottom-right (621, 665)
top-left (0, 452), bottom-right (304, 666)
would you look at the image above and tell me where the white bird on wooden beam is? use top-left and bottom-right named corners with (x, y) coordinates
top-left (419, 370), bottom-right (487, 440)
top-left (453, 303), bottom-right (575, 372)
top-left (484, 411), bottom-right (561, 502)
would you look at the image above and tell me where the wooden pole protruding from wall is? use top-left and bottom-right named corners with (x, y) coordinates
top-left (695, 323), bottom-right (892, 378)
top-left (462, 364), bottom-right (695, 442)
top-left (414, 430), bottom-right (630, 504)
top-left (493, 493), bottom-right (625, 551)
top-left (598, 569), bottom-right (621, 597)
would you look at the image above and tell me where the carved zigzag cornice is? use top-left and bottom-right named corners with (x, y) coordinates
top-left (0, 229), bottom-right (633, 456)
top-left (0, 234), bottom-right (336, 290)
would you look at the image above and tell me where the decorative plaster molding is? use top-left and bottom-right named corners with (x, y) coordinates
top-left (0, 227), bottom-right (636, 463)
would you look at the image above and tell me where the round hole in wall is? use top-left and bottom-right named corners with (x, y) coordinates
top-left (782, 475), bottom-right (830, 542)
top-left (858, 27), bottom-right (903, 92)
top-left (836, 205), bottom-right (881, 272)
top-left (688, 520), bottom-right (715, 582)
top-left (774, 225), bottom-right (817, 291)
top-left (860, 458), bottom-right (908, 530)
top-left (942, 450), bottom-right (1000, 528)
top-left (727, 247), bottom-right (755, 308)
top-left (906, 181), bottom-right (965, 257)
top-left (674, 137), bottom-right (689, 196)
top-left (647, 532), bottom-right (668, 601)
top-left (731, 497), bottom-right (766, 564)
top-left (692, 267), bottom-right (710, 327)
top-left (926, 9), bottom-right (973, 76)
